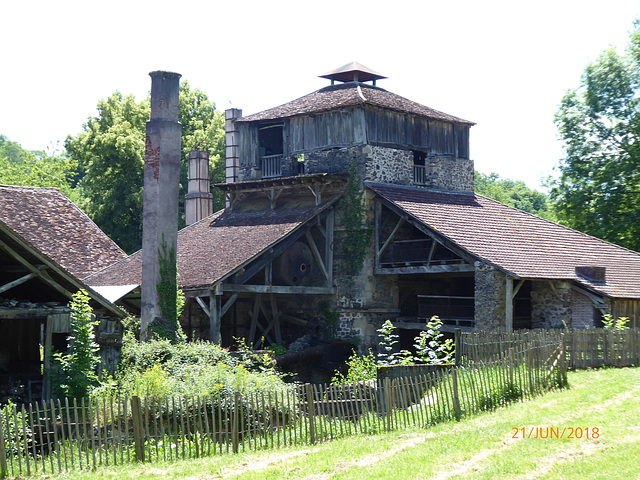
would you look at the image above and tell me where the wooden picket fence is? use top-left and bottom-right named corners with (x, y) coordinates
top-left (0, 337), bottom-right (566, 478)
top-left (461, 328), bottom-right (640, 369)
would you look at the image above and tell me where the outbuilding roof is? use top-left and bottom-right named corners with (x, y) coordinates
top-left (0, 185), bottom-right (126, 280)
top-left (236, 82), bottom-right (474, 125)
top-left (369, 183), bottom-right (640, 299)
top-left (86, 196), bottom-right (339, 290)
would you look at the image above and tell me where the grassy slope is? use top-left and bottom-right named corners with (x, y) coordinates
top-left (41, 367), bottom-right (640, 480)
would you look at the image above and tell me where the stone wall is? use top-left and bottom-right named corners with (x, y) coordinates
top-left (531, 280), bottom-right (572, 329)
top-left (474, 262), bottom-right (506, 330)
top-left (423, 156), bottom-right (474, 192)
top-left (366, 146), bottom-right (413, 185)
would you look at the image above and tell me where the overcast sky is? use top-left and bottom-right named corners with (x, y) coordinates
top-left (2, 1), bottom-right (639, 190)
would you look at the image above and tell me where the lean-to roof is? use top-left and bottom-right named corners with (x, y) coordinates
top-left (86, 196), bottom-right (339, 290)
top-left (369, 183), bottom-right (640, 299)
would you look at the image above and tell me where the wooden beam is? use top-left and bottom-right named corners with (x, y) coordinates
top-left (195, 296), bottom-right (210, 316)
top-left (221, 293), bottom-right (239, 317)
top-left (377, 216), bottom-right (404, 257)
top-left (270, 294), bottom-right (282, 345)
top-left (248, 294), bottom-right (262, 345)
top-left (325, 210), bottom-right (334, 287)
top-left (375, 264), bottom-right (475, 275)
top-left (0, 309), bottom-right (65, 319)
top-left (512, 279), bottom-right (525, 300)
top-left (0, 271), bottom-right (39, 294)
top-left (223, 284), bottom-right (336, 295)
top-left (209, 291), bottom-right (222, 345)
top-left (426, 240), bottom-right (437, 265)
top-left (305, 231), bottom-right (329, 280)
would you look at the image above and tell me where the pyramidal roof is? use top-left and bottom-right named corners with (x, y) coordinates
top-left (237, 63), bottom-right (473, 125)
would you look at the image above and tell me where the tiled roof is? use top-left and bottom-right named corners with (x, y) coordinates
top-left (236, 83), bottom-right (474, 125)
top-left (0, 185), bottom-right (127, 280)
top-left (369, 183), bottom-right (640, 299)
top-left (86, 199), bottom-right (337, 290)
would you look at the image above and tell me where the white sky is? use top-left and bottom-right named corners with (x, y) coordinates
top-left (1, 0), bottom-right (638, 190)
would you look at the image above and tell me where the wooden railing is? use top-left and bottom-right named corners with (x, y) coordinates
top-left (414, 165), bottom-right (426, 185)
top-left (0, 339), bottom-right (566, 477)
top-left (261, 155), bottom-right (283, 178)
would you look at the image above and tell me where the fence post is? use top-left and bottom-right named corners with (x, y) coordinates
top-left (131, 396), bottom-right (145, 462)
top-left (232, 392), bottom-right (239, 454)
top-left (0, 413), bottom-right (7, 479)
top-left (305, 384), bottom-right (316, 444)
top-left (452, 368), bottom-right (461, 418)
top-left (455, 328), bottom-right (462, 366)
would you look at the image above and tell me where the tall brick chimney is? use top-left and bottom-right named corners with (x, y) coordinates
top-left (141, 71), bottom-right (182, 341)
top-left (185, 150), bottom-right (213, 226)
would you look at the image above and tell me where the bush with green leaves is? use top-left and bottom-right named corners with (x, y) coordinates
top-left (602, 314), bottom-right (629, 331)
top-left (413, 316), bottom-right (455, 364)
top-left (114, 339), bottom-right (286, 399)
top-left (332, 350), bottom-right (377, 385)
top-left (376, 320), bottom-right (413, 366)
top-left (53, 290), bottom-right (101, 399)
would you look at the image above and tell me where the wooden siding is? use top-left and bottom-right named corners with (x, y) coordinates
top-left (287, 108), bottom-right (366, 152)
top-left (239, 106), bottom-right (470, 166)
top-left (612, 299), bottom-right (640, 328)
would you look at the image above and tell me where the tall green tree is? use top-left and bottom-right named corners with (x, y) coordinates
top-left (0, 135), bottom-right (78, 201)
top-left (551, 20), bottom-right (640, 251)
top-left (65, 82), bottom-right (225, 253)
top-left (474, 171), bottom-right (553, 220)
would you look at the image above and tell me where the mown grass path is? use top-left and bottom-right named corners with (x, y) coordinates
top-left (44, 367), bottom-right (640, 480)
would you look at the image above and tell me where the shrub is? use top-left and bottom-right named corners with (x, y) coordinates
top-left (53, 290), bottom-right (101, 399)
top-left (332, 350), bottom-right (377, 385)
top-left (413, 316), bottom-right (455, 364)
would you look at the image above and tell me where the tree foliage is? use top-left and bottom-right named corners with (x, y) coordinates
top-left (0, 135), bottom-right (79, 201)
top-left (551, 20), bottom-right (640, 251)
top-left (65, 82), bottom-right (225, 253)
top-left (474, 170), bottom-right (554, 220)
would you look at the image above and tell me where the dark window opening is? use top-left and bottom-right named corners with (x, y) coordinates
top-left (258, 125), bottom-right (283, 156)
top-left (413, 150), bottom-right (426, 166)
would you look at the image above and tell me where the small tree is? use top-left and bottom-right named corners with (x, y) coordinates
top-left (377, 320), bottom-right (412, 366)
top-left (414, 316), bottom-right (455, 364)
top-left (53, 290), bottom-right (101, 399)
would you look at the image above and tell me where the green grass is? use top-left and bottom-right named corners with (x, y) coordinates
top-left (17, 367), bottom-right (640, 480)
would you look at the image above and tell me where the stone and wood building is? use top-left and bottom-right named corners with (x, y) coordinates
top-left (86, 62), bottom-right (640, 365)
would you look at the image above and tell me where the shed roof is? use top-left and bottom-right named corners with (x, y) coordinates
top-left (369, 183), bottom-right (640, 299)
top-left (0, 185), bottom-right (127, 280)
top-left (86, 196), bottom-right (339, 290)
top-left (236, 83), bottom-right (474, 125)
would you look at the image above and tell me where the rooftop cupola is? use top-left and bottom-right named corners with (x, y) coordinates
top-left (319, 61), bottom-right (387, 86)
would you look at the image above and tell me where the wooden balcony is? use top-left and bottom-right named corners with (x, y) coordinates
top-left (261, 154), bottom-right (283, 178)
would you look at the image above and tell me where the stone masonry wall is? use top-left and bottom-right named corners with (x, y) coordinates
top-left (474, 262), bottom-right (506, 330)
top-left (424, 156), bottom-right (474, 192)
top-left (531, 280), bottom-right (572, 329)
top-left (365, 146), bottom-right (413, 185)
